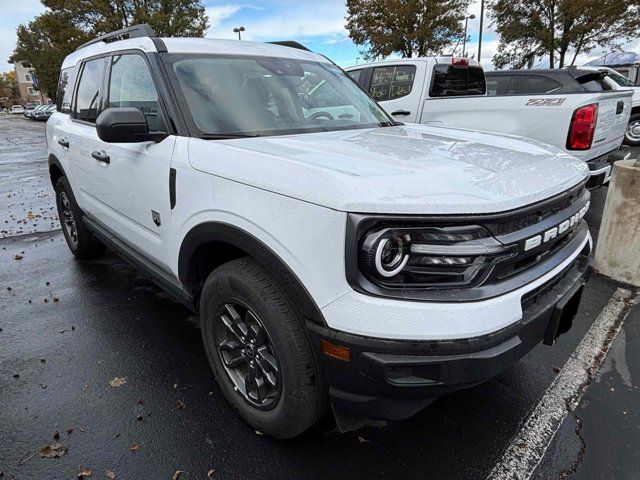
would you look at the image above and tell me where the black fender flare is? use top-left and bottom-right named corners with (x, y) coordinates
top-left (48, 153), bottom-right (68, 187)
top-left (178, 222), bottom-right (327, 326)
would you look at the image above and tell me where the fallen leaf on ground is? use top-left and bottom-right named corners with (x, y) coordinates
top-left (207, 469), bottom-right (215, 479)
top-left (129, 444), bottom-right (140, 452)
top-left (13, 255), bottom-right (23, 260)
top-left (105, 470), bottom-right (116, 479)
top-left (53, 431), bottom-right (60, 440)
top-left (39, 442), bottom-right (68, 458)
top-left (172, 471), bottom-right (186, 480)
top-left (77, 468), bottom-right (92, 478)
top-left (357, 436), bottom-right (370, 443)
top-left (109, 377), bottom-right (127, 388)
top-left (177, 400), bottom-right (186, 410)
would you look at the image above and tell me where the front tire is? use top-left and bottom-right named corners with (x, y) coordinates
top-left (624, 113), bottom-right (640, 146)
top-left (55, 177), bottom-right (106, 259)
top-left (200, 257), bottom-right (326, 439)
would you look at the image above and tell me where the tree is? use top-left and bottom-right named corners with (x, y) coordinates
top-left (489, 0), bottom-right (640, 69)
top-left (12, 0), bottom-right (209, 100)
top-left (346, 0), bottom-right (473, 60)
top-left (0, 71), bottom-right (21, 108)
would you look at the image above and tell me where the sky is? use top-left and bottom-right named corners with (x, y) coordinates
top-left (1, 0), bottom-right (639, 74)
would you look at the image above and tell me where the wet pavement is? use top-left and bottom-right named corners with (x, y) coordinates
top-left (0, 114), bottom-right (638, 479)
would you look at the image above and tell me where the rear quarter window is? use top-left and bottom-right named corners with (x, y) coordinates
top-left (347, 69), bottom-right (362, 83)
top-left (56, 66), bottom-right (78, 114)
top-left (430, 65), bottom-right (486, 97)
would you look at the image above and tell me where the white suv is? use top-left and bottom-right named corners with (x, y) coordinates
top-left (48, 25), bottom-right (593, 438)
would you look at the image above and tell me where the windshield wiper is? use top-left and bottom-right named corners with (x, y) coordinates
top-left (201, 133), bottom-right (262, 140)
top-left (378, 121), bottom-right (396, 127)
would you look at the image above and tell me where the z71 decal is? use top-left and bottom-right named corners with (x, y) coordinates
top-left (526, 98), bottom-right (566, 107)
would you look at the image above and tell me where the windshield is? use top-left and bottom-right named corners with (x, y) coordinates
top-left (166, 54), bottom-right (392, 137)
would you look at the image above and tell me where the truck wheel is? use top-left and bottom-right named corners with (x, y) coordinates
top-left (624, 113), bottom-right (640, 146)
top-left (55, 177), bottom-right (106, 259)
top-left (200, 257), bottom-right (326, 439)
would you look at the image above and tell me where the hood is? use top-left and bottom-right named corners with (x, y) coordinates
top-left (188, 124), bottom-right (589, 215)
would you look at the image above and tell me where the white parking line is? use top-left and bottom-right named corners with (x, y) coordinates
top-left (487, 287), bottom-right (637, 480)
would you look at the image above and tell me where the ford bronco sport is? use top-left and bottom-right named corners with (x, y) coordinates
top-left (48, 25), bottom-right (593, 438)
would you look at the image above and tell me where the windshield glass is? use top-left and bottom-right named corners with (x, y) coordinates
top-left (167, 54), bottom-right (391, 137)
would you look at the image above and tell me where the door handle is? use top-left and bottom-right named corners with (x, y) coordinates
top-left (91, 150), bottom-right (110, 164)
top-left (616, 101), bottom-right (624, 114)
top-left (391, 110), bottom-right (411, 116)
top-left (58, 138), bottom-right (69, 148)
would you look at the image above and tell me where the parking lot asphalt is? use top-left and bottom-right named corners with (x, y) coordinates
top-left (0, 115), bottom-right (638, 480)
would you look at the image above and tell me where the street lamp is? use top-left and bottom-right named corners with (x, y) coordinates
top-left (462, 14), bottom-right (476, 58)
top-left (233, 26), bottom-right (245, 40)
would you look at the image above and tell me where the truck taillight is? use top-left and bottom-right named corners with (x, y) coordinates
top-left (567, 103), bottom-right (598, 150)
top-left (451, 57), bottom-right (469, 67)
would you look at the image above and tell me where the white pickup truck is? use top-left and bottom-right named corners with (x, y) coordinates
top-left (346, 58), bottom-right (632, 188)
top-left (583, 66), bottom-right (640, 146)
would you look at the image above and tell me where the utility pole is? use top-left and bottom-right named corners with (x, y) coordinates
top-left (462, 14), bottom-right (476, 58)
top-left (477, 0), bottom-right (485, 62)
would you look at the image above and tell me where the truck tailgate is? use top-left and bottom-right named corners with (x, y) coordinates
top-left (421, 90), bottom-right (633, 162)
top-left (590, 90), bottom-right (633, 159)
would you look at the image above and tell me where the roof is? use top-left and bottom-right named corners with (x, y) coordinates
top-left (61, 36), bottom-right (328, 69)
top-left (486, 67), bottom-right (605, 80)
top-left (344, 56), bottom-right (482, 70)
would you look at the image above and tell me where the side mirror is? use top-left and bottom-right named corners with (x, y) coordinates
top-left (96, 107), bottom-right (167, 143)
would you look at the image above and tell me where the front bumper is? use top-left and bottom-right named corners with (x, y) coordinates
top-left (308, 254), bottom-right (593, 422)
top-left (586, 146), bottom-right (631, 189)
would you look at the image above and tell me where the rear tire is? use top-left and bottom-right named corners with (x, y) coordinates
top-left (624, 113), bottom-right (640, 146)
top-left (55, 176), bottom-right (106, 259)
top-left (200, 256), bottom-right (326, 439)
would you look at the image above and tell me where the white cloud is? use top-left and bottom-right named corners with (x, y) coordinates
top-left (205, 4), bottom-right (243, 27)
top-left (207, 0), bottom-right (347, 41)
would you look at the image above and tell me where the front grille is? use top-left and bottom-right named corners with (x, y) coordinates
top-left (521, 257), bottom-right (579, 311)
top-left (495, 182), bottom-right (586, 236)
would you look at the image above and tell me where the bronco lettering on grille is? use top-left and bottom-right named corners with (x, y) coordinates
top-left (523, 202), bottom-right (590, 252)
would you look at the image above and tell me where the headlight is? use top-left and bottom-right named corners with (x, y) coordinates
top-left (359, 225), bottom-right (517, 289)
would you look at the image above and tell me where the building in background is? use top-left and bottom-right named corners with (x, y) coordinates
top-left (12, 60), bottom-right (50, 105)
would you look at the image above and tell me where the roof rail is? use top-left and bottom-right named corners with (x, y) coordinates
top-left (76, 24), bottom-right (156, 51)
top-left (268, 41), bottom-right (311, 52)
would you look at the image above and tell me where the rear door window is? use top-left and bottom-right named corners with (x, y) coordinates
top-left (515, 75), bottom-right (562, 94)
top-left (486, 75), bottom-right (516, 96)
top-left (369, 65), bottom-right (416, 101)
top-left (56, 66), bottom-right (78, 114)
top-left (430, 65), bottom-right (486, 97)
top-left (73, 57), bottom-right (107, 123)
